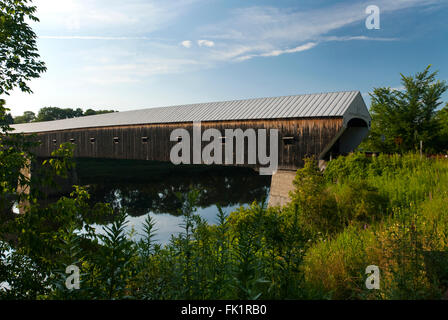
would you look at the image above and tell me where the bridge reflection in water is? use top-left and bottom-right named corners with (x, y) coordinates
top-left (72, 158), bottom-right (270, 244)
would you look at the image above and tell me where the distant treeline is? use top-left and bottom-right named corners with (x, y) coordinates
top-left (10, 107), bottom-right (117, 124)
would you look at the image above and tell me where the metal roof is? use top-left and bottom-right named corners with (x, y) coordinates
top-left (11, 91), bottom-right (369, 133)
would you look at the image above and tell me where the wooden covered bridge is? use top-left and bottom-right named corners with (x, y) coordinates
top-left (12, 90), bottom-right (371, 206)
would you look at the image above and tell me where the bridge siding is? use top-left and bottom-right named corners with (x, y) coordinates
top-left (30, 118), bottom-right (343, 170)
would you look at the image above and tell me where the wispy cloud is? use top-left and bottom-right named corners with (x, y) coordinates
top-left (319, 35), bottom-right (398, 42)
top-left (260, 43), bottom-right (318, 57)
top-left (232, 35), bottom-right (399, 62)
top-left (197, 40), bottom-right (215, 47)
top-left (235, 42), bottom-right (318, 61)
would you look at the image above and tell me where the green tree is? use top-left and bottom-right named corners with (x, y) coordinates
top-left (14, 108), bottom-right (117, 123)
top-left (13, 110), bottom-right (35, 123)
top-left (0, 100), bottom-right (13, 125)
top-left (35, 107), bottom-right (82, 122)
top-left (84, 109), bottom-right (116, 116)
top-left (436, 103), bottom-right (448, 152)
top-left (0, 0), bottom-right (46, 95)
top-left (362, 65), bottom-right (447, 153)
top-left (0, 0), bottom-right (45, 214)
top-left (68, 108), bottom-right (84, 118)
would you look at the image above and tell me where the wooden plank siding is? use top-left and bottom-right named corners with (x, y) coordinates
top-left (29, 117), bottom-right (344, 170)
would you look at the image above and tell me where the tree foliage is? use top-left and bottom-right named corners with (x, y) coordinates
top-left (362, 65), bottom-right (447, 153)
top-left (436, 103), bottom-right (448, 150)
top-left (0, 0), bottom-right (46, 95)
top-left (12, 107), bottom-right (117, 123)
top-left (35, 107), bottom-right (84, 122)
top-left (0, 99), bottom-right (12, 125)
top-left (84, 109), bottom-right (116, 117)
top-left (12, 110), bottom-right (34, 123)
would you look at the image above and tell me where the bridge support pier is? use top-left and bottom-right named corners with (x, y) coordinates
top-left (268, 169), bottom-right (297, 207)
top-left (0, 161), bottom-right (31, 216)
top-left (16, 160), bottom-right (79, 214)
top-left (33, 159), bottom-right (79, 197)
top-left (17, 161), bottom-right (31, 214)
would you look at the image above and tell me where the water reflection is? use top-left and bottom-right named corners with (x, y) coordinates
top-left (76, 159), bottom-right (271, 244)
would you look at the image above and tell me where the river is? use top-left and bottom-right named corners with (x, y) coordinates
top-left (73, 159), bottom-right (271, 244)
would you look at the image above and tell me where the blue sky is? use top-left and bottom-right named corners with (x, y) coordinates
top-left (5, 0), bottom-right (448, 116)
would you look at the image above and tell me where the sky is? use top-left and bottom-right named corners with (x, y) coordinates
top-left (4, 0), bottom-right (448, 116)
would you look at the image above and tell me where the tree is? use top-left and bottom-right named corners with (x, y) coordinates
top-left (362, 65), bottom-right (447, 153)
top-left (0, 100), bottom-right (13, 125)
top-left (35, 107), bottom-right (82, 122)
top-left (436, 103), bottom-right (448, 152)
top-left (14, 107), bottom-right (117, 123)
top-left (0, 1), bottom-right (95, 299)
top-left (0, 0), bottom-right (45, 208)
top-left (13, 110), bottom-right (35, 123)
top-left (0, 0), bottom-right (45, 215)
top-left (0, 0), bottom-right (46, 95)
top-left (3, 112), bottom-right (12, 124)
top-left (67, 107), bottom-right (84, 119)
top-left (84, 109), bottom-right (116, 116)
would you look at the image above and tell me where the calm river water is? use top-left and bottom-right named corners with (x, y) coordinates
top-left (74, 159), bottom-right (271, 244)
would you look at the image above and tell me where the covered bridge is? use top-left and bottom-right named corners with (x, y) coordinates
top-left (11, 90), bottom-right (371, 173)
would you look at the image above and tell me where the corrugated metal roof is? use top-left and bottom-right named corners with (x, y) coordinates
top-left (11, 91), bottom-right (365, 133)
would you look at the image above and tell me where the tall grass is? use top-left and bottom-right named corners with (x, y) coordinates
top-left (301, 153), bottom-right (448, 299)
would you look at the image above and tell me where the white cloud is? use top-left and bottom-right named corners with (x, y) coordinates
top-left (234, 42), bottom-right (318, 62)
top-left (197, 40), bottom-right (215, 47)
top-left (320, 35), bottom-right (398, 42)
top-left (260, 42), bottom-right (318, 57)
top-left (181, 40), bottom-right (193, 48)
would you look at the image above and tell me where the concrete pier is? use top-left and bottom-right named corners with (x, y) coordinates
top-left (268, 170), bottom-right (297, 207)
top-left (15, 159), bottom-right (79, 214)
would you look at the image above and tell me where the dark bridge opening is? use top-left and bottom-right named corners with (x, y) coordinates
top-left (321, 117), bottom-right (369, 160)
top-left (347, 118), bottom-right (368, 128)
